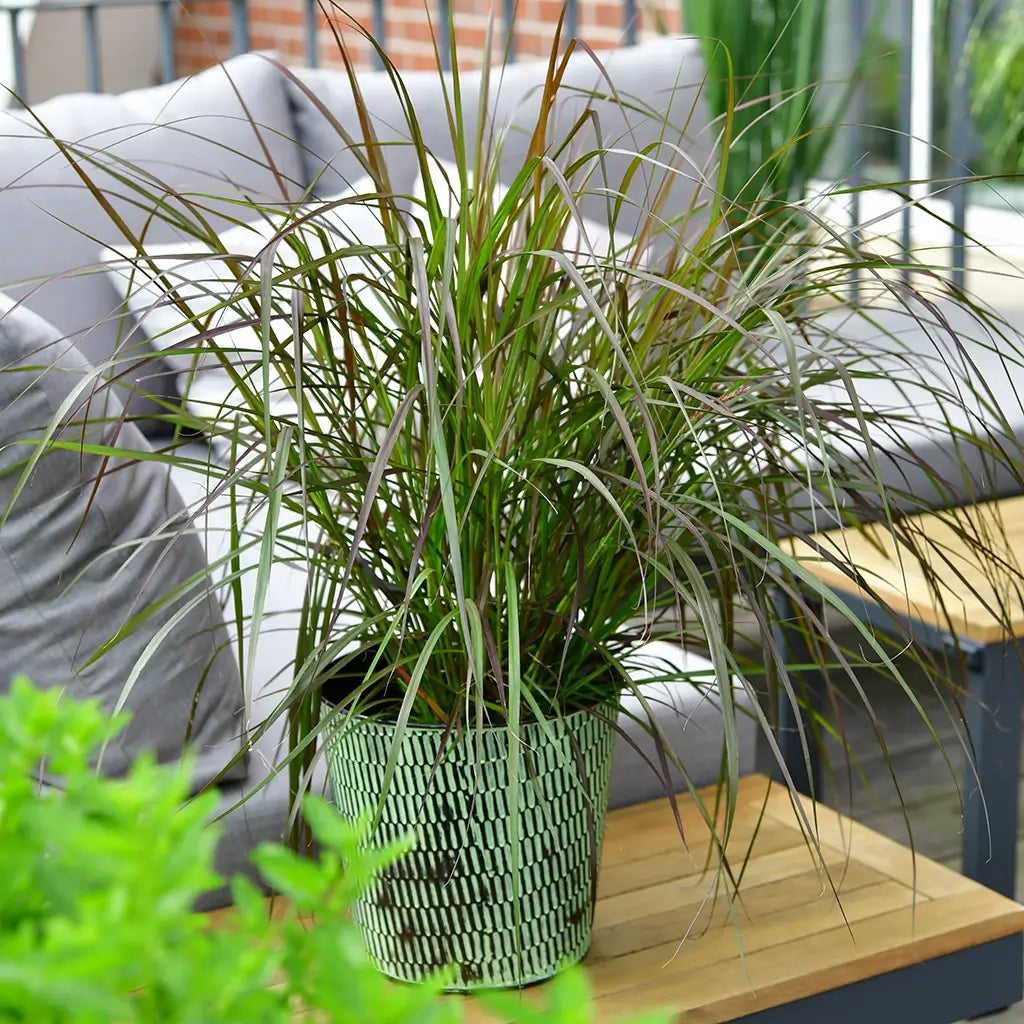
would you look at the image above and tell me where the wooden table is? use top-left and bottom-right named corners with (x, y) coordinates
top-left (779, 494), bottom-right (1024, 897)
top-left (468, 774), bottom-right (1024, 1023)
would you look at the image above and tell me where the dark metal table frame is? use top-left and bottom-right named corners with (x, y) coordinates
top-left (732, 932), bottom-right (1023, 1023)
top-left (775, 586), bottom-right (1024, 900)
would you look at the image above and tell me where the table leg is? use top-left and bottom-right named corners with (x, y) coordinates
top-left (772, 587), bottom-right (824, 799)
top-left (963, 640), bottom-right (1023, 898)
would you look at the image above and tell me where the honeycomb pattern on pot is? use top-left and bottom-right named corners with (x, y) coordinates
top-left (323, 702), bottom-right (617, 990)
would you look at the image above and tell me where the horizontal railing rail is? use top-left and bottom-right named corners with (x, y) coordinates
top-left (0, 0), bottom-right (979, 286)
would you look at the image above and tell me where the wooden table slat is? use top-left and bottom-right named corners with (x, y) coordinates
top-left (597, 817), bottom-right (797, 900)
top-left (760, 784), bottom-right (980, 899)
top-left (590, 860), bottom-right (890, 963)
top-left (782, 495), bottom-right (1024, 644)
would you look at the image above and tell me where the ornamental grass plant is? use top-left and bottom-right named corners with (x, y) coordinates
top-left (10, 3), bottom-right (1024, 932)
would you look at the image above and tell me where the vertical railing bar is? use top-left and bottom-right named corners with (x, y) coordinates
top-left (372, 0), bottom-right (385, 71)
top-left (304, 0), bottom-right (318, 68)
top-left (623, 0), bottom-right (637, 47)
top-left (158, 0), bottom-right (175, 82)
top-left (9, 7), bottom-right (26, 105)
top-left (82, 3), bottom-right (102, 93)
top-left (948, 0), bottom-right (975, 291)
top-left (566, 0), bottom-right (578, 42)
top-left (908, 0), bottom-right (935, 275)
top-left (898, 0), bottom-right (914, 283)
top-left (438, 0), bottom-right (450, 71)
top-left (229, 0), bottom-right (249, 56)
top-left (848, 0), bottom-right (867, 305)
top-left (503, 0), bottom-right (516, 63)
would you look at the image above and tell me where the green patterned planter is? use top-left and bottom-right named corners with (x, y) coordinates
top-left (322, 702), bottom-right (617, 990)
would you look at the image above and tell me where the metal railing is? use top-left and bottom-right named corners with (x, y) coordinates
top-left (0, 0), bottom-right (639, 96)
top-left (0, 0), bottom-right (980, 285)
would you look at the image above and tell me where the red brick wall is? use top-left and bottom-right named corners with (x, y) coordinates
top-left (174, 0), bottom-right (683, 76)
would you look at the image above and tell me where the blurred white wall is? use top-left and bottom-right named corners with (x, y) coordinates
top-left (1, 0), bottom-right (163, 108)
top-left (0, 0), bottom-right (34, 106)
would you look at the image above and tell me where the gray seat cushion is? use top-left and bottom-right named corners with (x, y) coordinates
top-left (801, 299), bottom-right (1024, 522)
top-left (166, 448), bottom-right (327, 905)
top-left (287, 36), bottom-right (716, 253)
top-left (0, 53), bottom-right (306, 434)
top-left (609, 642), bottom-right (757, 810)
top-left (0, 297), bottom-right (247, 787)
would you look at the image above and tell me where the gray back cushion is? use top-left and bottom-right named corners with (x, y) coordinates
top-left (0, 298), bottom-right (247, 788)
top-left (0, 53), bottom-right (306, 435)
top-left (287, 36), bottom-right (716, 251)
top-left (806, 301), bottom-right (1024, 517)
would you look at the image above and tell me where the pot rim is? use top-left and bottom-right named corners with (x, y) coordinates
top-left (319, 698), bottom-right (621, 734)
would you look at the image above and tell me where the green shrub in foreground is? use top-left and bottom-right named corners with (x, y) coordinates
top-left (0, 677), bottom-right (669, 1023)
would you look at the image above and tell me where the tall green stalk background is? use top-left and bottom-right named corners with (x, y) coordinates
top-left (681, 0), bottom-right (835, 227)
